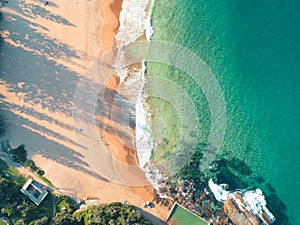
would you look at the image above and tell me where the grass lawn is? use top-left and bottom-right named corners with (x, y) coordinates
top-left (0, 158), bottom-right (25, 186)
top-left (168, 204), bottom-right (209, 225)
top-left (37, 173), bottom-right (55, 188)
top-left (0, 221), bottom-right (8, 225)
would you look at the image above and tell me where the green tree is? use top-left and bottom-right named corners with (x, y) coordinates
top-left (37, 169), bottom-right (45, 176)
top-left (24, 160), bottom-right (38, 171)
top-left (33, 216), bottom-right (49, 225)
top-left (10, 144), bottom-right (27, 163)
top-left (53, 212), bottom-right (80, 225)
top-left (75, 203), bottom-right (152, 225)
top-left (15, 219), bottom-right (26, 225)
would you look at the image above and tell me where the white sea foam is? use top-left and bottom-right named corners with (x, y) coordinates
top-left (116, 0), bottom-right (150, 47)
top-left (114, 52), bottom-right (128, 84)
top-left (143, 166), bottom-right (172, 199)
top-left (115, 0), bottom-right (155, 169)
top-left (208, 179), bottom-right (229, 202)
top-left (243, 189), bottom-right (275, 223)
top-left (135, 64), bottom-right (168, 196)
top-left (114, 0), bottom-right (162, 192)
top-left (145, 16), bottom-right (154, 41)
top-left (135, 62), bottom-right (154, 168)
top-left (115, 0), bottom-right (154, 83)
top-left (209, 179), bottom-right (275, 224)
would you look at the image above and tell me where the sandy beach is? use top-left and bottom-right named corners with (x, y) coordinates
top-left (0, 0), bottom-right (168, 222)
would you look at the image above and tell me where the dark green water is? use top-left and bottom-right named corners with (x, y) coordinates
top-left (149, 0), bottom-right (300, 224)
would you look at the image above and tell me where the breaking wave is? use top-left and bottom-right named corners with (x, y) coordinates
top-left (114, 0), bottom-right (155, 169)
top-left (116, 0), bottom-right (150, 47)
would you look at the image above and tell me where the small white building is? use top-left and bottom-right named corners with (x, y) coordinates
top-left (20, 179), bottom-right (48, 205)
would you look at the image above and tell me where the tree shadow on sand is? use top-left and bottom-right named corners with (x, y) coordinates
top-left (11, 0), bottom-right (75, 27)
top-left (0, 1), bottom-right (138, 184)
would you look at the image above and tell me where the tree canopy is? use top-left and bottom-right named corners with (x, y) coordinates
top-left (52, 202), bottom-right (153, 225)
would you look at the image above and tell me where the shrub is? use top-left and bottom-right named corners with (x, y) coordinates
top-left (24, 160), bottom-right (38, 171)
top-left (37, 170), bottom-right (45, 176)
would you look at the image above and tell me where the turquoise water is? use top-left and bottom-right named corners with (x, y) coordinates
top-left (149, 0), bottom-right (300, 224)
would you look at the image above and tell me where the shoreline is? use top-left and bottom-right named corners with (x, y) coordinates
top-left (0, 0), bottom-right (285, 224)
top-left (97, 0), bottom-right (122, 52)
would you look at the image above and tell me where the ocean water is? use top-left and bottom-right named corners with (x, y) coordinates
top-left (148, 0), bottom-right (300, 224)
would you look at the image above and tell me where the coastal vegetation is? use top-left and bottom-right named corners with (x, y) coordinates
top-left (0, 159), bottom-right (53, 225)
top-left (1, 141), bottom-right (28, 164)
top-left (9, 144), bottom-right (28, 164)
top-left (52, 202), bottom-right (152, 225)
top-left (52, 202), bottom-right (153, 225)
top-left (0, 159), bottom-right (153, 225)
top-left (24, 160), bottom-right (45, 177)
top-left (73, 203), bottom-right (152, 225)
top-left (1, 141), bottom-right (54, 188)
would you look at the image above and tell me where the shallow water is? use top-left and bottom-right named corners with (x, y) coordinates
top-left (148, 0), bottom-right (300, 223)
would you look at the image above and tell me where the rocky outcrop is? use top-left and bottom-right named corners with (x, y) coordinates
top-left (224, 199), bottom-right (260, 225)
